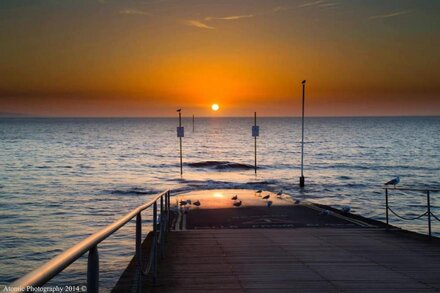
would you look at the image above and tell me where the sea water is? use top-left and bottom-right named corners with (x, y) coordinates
top-left (1, 117), bottom-right (439, 290)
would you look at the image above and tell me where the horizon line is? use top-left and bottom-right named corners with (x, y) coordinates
top-left (1, 115), bottom-right (439, 119)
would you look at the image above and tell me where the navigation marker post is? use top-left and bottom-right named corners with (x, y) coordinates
top-left (252, 112), bottom-right (259, 174)
top-left (177, 109), bottom-right (184, 175)
top-left (300, 80), bottom-right (306, 187)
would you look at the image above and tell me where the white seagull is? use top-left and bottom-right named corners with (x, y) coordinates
top-left (385, 176), bottom-right (400, 188)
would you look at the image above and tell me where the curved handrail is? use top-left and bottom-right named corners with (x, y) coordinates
top-left (10, 189), bottom-right (170, 290)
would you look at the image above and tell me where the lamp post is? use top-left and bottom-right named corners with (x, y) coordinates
top-left (300, 80), bottom-right (306, 188)
top-left (177, 109), bottom-right (183, 175)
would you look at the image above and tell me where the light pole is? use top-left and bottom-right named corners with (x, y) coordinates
top-left (300, 80), bottom-right (306, 188)
top-left (177, 109), bottom-right (183, 175)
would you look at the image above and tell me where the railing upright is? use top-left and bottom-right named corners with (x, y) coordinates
top-left (385, 188), bottom-right (389, 229)
top-left (87, 245), bottom-right (99, 293)
top-left (152, 201), bottom-right (158, 284)
top-left (427, 190), bottom-right (431, 239)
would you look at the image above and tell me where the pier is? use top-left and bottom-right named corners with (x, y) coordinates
top-left (114, 189), bottom-right (440, 293)
top-left (10, 189), bottom-right (440, 293)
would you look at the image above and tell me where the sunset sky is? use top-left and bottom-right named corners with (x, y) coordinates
top-left (0, 0), bottom-right (439, 117)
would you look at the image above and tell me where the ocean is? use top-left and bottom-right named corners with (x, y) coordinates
top-left (0, 116), bottom-right (439, 290)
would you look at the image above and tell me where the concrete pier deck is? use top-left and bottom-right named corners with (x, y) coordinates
top-left (113, 189), bottom-right (440, 292)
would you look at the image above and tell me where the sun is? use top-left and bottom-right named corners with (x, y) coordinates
top-left (211, 104), bottom-right (220, 111)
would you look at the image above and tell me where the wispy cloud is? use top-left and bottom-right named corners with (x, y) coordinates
top-left (299, 0), bottom-right (338, 8)
top-left (185, 20), bottom-right (215, 30)
top-left (369, 10), bottom-right (411, 20)
top-left (299, 0), bottom-right (325, 8)
top-left (205, 14), bottom-right (256, 21)
top-left (185, 5), bottom-right (294, 30)
top-left (119, 9), bottom-right (152, 16)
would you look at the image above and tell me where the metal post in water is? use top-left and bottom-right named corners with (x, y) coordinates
top-left (254, 112), bottom-right (257, 174)
top-left (177, 109), bottom-right (183, 175)
top-left (385, 188), bottom-right (389, 229)
top-left (300, 80), bottom-right (306, 188)
top-left (87, 246), bottom-right (99, 293)
top-left (427, 190), bottom-right (431, 239)
top-left (192, 114), bottom-right (195, 132)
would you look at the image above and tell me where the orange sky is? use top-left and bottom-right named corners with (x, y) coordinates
top-left (0, 0), bottom-right (439, 116)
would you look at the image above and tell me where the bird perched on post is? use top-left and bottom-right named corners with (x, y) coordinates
top-left (231, 195), bottom-right (238, 200)
top-left (262, 194), bottom-right (270, 200)
top-left (193, 200), bottom-right (201, 207)
top-left (233, 200), bottom-right (242, 207)
top-left (176, 109), bottom-right (181, 112)
top-left (385, 177), bottom-right (400, 188)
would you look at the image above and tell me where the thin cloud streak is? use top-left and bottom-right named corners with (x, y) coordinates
top-left (119, 9), bottom-right (152, 16)
top-left (186, 5), bottom-right (294, 30)
top-left (185, 20), bottom-right (215, 30)
top-left (205, 14), bottom-right (256, 21)
top-left (369, 10), bottom-right (411, 19)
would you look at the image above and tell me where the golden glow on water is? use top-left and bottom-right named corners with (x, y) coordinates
top-left (212, 191), bottom-right (224, 198)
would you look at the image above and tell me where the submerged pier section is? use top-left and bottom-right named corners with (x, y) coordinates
top-left (114, 189), bottom-right (440, 293)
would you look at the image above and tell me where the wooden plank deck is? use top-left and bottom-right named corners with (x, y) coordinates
top-left (152, 228), bottom-right (440, 292)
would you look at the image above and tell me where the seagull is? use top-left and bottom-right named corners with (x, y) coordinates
top-left (193, 200), bottom-right (201, 207)
top-left (262, 194), bottom-right (270, 200)
top-left (231, 195), bottom-right (238, 200)
top-left (267, 201), bottom-right (273, 208)
top-left (179, 200), bottom-right (188, 206)
top-left (302, 80), bottom-right (306, 84)
top-left (385, 176), bottom-right (400, 188)
top-left (233, 200), bottom-right (242, 207)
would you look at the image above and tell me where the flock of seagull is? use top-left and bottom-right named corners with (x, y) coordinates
top-left (177, 176), bottom-right (400, 210)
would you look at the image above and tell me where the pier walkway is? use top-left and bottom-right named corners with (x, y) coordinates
top-left (115, 189), bottom-right (440, 293)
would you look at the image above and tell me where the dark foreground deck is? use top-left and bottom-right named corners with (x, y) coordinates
top-left (113, 189), bottom-right (440, 293)
top-left (153, 229), bottom-right (440, 292)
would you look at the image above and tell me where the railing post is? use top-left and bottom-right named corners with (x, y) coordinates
top-left (87, 245), bottom-right (99, 293)
top-left (385, 188), bottom-right (389, 229)
top-left (427, 190), bottom-right (431, 239)
top-left (152, 201), bottom-right (158, 284)
top-left (136, 213), bottom-right (142, 269)
top-left (167, 191), bottom-right (171, 227)
top-left (160, 196), bottom-right (165, 259)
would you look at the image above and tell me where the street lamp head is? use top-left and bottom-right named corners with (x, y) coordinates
top-left (302, 80), bottom-right (306, 84)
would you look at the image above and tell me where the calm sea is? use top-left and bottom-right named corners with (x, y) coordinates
top-left (1, 117), bottom-right (439, 290)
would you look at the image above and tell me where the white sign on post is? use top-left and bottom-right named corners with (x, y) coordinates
top-left (252, 126), bottom-right (259, 137)
top-left (177, 126), bottom-right (184, 138)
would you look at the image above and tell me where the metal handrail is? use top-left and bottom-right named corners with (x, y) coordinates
top-left (10, 189), bottom-right (171, 292)
top-left (384, 187), bottom-right (437, 239)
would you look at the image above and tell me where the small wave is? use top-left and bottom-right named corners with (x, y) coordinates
top-left (337, 176), bottom-right (352, 180)
top-left (105, 187), bottom-right (159, 196)
top-left (185, 161), bottom-right (256, 171)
